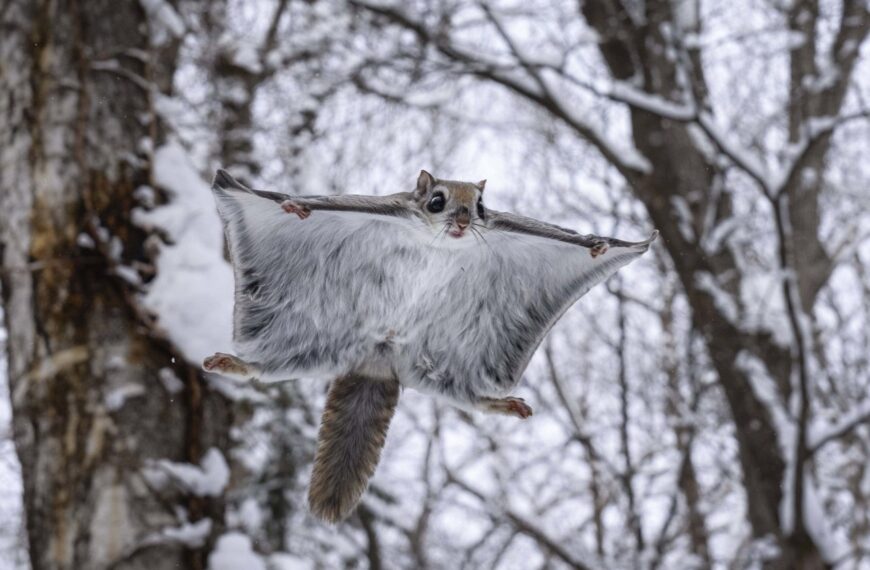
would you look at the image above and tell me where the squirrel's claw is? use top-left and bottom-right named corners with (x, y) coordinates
top-left (281, 200), bottom-right (311, 219)
top-left (478, 396), bottom-right (533, 419)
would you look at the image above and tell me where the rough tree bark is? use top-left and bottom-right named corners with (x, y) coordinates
top-left (0, 2), bottom-right (231, 569)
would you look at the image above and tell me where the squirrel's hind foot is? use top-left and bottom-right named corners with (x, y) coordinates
top-left (477, 396), bottom-right (533, 419)
top-left (203, 352), bottom-right (258, 380)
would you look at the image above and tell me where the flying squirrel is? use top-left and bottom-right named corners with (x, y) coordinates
top-left (204, 169), bottom-right (657, 523)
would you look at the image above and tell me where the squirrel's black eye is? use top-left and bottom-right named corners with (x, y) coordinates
top-left (476, 198), bottom-right (485, 219)
top-left (427, 193), bottom-right (446, 213)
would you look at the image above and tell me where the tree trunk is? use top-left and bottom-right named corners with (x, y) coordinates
top-left (0, 2), bottom-right (231, 569)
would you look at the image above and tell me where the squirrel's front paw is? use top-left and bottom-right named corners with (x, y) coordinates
top-left (281, 200), bottom-right (311, 219)
top-left (590, 240), bottom-right (609, 258)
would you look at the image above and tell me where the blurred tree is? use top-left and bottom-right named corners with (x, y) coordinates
top-left (3, 0), bottom-right (869, 569)
top-left (0, 2), bottom-right (232, 569)
top-left (331, 0), bottom-right (869, 568)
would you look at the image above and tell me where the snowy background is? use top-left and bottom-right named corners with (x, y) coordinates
top-left (0, 307), bottom-right (28, 568)
top-left (1, 0), bottom-right (870, 569)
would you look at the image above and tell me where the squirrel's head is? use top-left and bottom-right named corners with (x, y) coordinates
top-left (414, 170), bottom-right (486, 239)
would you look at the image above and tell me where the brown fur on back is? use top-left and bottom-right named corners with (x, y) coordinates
top-left (308, 374), bottom-right (400, 523)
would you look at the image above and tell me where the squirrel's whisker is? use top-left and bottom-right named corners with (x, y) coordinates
top-left (428, 222), bottom-right (449, 245)
top-left (470, 223), bottom-right (493, 251)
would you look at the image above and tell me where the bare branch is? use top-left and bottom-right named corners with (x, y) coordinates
top-left (260, 0), bottom-right (290, 59)
top-left (807, 400), bottom-right (870, 456)
top-left (696, 112), bottom-right (772, 194)
top-left (445, 471), bottom-right (620, 570)
top-left (772, 109), bottom-right (870, 197)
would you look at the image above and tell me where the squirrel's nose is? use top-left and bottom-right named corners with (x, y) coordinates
top-left (455, 208), bottom-right (471, 229)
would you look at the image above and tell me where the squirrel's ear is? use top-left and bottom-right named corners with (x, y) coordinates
top-left (416, 170), bottom-right (435, 196)
top-left (476, 179), bottom-right (487, 192)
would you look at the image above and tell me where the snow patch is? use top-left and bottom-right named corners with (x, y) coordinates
top-left (269, 552), bottom-right (315, 570)
top-left (114, 265), bottom-right (142, 287)
top-left (221, 39), bottom-right (264, 75)
top-left (702, 216), bottom-right (738, 254)
top-left (673, 0), bottom-right (698, 32)
top-left (802, 475), bottom-right (849, 563)
top-left (0, 306), bottom-right (29, 566)
top-left (695, 271), bottom-right (738, 323)
top-left (139, 0), bottom-right (185, 41)
top-left (105, 383), bottom-right (146, 411)
top-left (134, 185), bottom-right (156, 208)
top-left (160, 518), bottom-right (212, 548)
top-left (136, 141), bottom-right (234, 363)
top-left (77, 233), bottom-right (95, 248)
top-left (155, 447), bottom-right (230, 497)
top-left (158, 367), bottom-right (185, 394)
top-left (236, 497), bottom-right (263, 535)
top-left (736, 351), bottom-right (793, 445)
top-left (209, 532), bottom-right (266, 570)
top-left (671, 196), bottom-right (696, 241)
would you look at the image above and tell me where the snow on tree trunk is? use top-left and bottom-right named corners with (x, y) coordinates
top-left (0, 2), bottom-right (231, 569)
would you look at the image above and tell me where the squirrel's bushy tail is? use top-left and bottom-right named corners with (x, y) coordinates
top-left (309, 374), bottom-right (400, 523)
